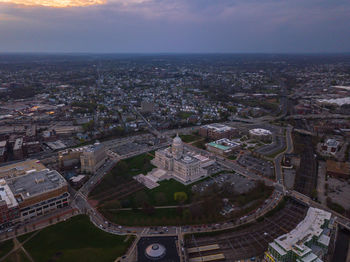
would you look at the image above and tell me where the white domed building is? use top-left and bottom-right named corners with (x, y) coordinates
top-left (151, 134), bottom-right (212, 184)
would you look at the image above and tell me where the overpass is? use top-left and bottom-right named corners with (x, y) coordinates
top-left (286, 113), bottom-right (350, 120)
top-left (288, 190), bottom-right (350, 230)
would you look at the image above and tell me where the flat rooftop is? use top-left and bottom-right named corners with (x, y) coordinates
top-left (274, 207), bottom-right (331, 256)
top-left (207, 142), bottom-right (231, 151)
top-left (0, 159), bottom-right (46, 178)
top-left (8, 169), bottom-right (67, 201)
top-left (83, 142), bottom-right (104, 153)
top-left (0, 179), bottom-right (18, 208)
top-left (205, 123), bottom-right (233, 132)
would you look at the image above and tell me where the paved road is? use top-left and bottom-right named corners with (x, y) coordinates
top-left (274, 125), bottom-right (293, 186)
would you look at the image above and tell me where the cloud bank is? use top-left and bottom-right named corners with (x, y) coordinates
top-left (0, 0), bottom-right (349, 53)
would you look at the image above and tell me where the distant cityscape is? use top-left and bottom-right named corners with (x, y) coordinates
top-left (0, 54), bottom-right (350, 262)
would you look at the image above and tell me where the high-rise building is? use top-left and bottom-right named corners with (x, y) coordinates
top-left (80, 142), bottom-right (107, 174)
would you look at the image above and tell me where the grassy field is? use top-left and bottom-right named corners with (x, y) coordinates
top-left (192, 139), bottom-right (207, 149)
top-left (102, 208), bottom-right (184, 226)
top-left (20, 215), bottom-right (134, 262)
top-left (121, 179), bottom-right (192, 207)
top-left (2, 249), bottom-right (31, 262)
top-left (0, 239), bottom-right (14, 259)
top-left (179, 134), bottom-right (202, 143)
top-left (90, 153), bottom-right (155, 197)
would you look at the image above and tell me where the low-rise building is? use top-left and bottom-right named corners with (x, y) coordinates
top-left (199, 123), bottom-right (237, 140)
top-left (0, 140), bottom-right (7, 163)
top-left (7, 169), bottom-right (69, 222)
top-left (249, 128), bottom-right (272, 142)
top-left (206, 138), bottom-right (240, 156)
top-left (321, 139), bottom-right (340, 155)
top-left (265, 207), bottom-right (332, 262)
top-left (69, 174), bottom-right (87, 187)
top-left (0, 179), bottom-right (20, 227)
top-left (58, 148), bottom-right (84, 170)
top-left (0, 159), bottom-right (46, 179)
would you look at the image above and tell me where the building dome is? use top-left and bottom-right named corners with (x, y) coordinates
top-left (172, 134), bottom-right (183, 160)
top-left (173, 134), bottom-right (182, 146)
top-left (144, 243), bottom-right (167, 260)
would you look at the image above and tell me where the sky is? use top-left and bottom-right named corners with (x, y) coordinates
top-left (0, 0), bottom-right (349, 53)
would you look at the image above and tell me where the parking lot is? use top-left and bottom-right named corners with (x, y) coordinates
top-left (192, 172), bottom-right (256, 194)
top-left (237, 154), bottom-right (274, 178)
top-left (327, 177), bottom-right (350, 209)
top-left (205, 163), bottom-right (226, 175)
top-left (111, 139), bottom-right (153, 156)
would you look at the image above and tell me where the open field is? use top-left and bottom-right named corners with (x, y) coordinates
top-left (120, 179), bottom-right (192, 208)
top-left (89, 153), bottom-right (155, 198)
top-left (0, 239), bottom-right (14, 259)
top-left (16, 215), bottom-right (134, 262)
top-left (179, 134), bottom-right (203, 143)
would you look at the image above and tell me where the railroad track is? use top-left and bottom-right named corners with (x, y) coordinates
top-left (186, 200), bottom-right (308, 261)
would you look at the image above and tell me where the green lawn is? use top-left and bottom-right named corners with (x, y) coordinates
top-left (179, 134), bottom-right (202, 143)
top-left (21, 215), bottom-right (134, 262)
top-left (90, 153), bottom-right (155, 197)
top-left (192, 139), bottom-right (207, 149)
top-left (0, 239), bottom-right (14, 259)
top-left (178, 111), bottom-right (193, 119)
top-left (118, 179), bottom-right (193, 208)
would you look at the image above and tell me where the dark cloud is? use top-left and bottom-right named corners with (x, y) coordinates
top-left (0, 0), bottom-right (349, 52)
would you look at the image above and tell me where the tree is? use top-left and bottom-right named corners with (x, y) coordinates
top-left (82, 120), bottom-right (95, 132)
top-left (174, 192), bottom-right (188, 203)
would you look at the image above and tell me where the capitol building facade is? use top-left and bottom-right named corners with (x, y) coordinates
top-left (150, 134), bottom-right (214, 185)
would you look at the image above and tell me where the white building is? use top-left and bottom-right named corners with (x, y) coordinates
top-left (265, 207), bottom-right (332, 262)
top-left (150, 134), bottom-right (213, 185)
top-left (321, 139), bottom-right (340, 155)
top-left (249, 128), bottom-right (272, 142)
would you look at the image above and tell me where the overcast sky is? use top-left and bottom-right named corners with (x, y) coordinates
top-left (0, 0), bottom-right (349, 53)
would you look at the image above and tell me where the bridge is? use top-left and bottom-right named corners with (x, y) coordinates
top-left (288, 190), bottom-right (350, 230)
